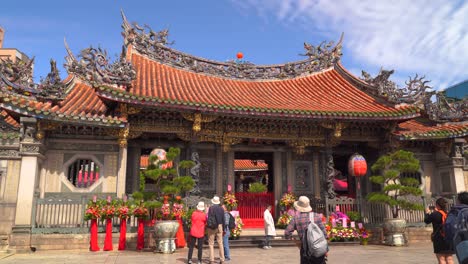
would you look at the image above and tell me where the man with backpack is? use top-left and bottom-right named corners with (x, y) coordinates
top-left (207, 196), bottom-right (226, 264)
top-left (445, 191), bottom-right (468, 264)
top-left (284, 196), bottom-right (328, 264)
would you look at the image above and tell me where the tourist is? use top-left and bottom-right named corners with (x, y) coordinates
top-left (284, 196), bottom-right (327, 264)
top-left (424, 197), bottom-right (454, 264)
top-left (445, 191), bottom-right (468, 264)
top-left (187, 201), bottom-right (207, 264)
top-left (222, 204), bottom-right (232, 261)
top-left (207, 196), bottom-right (226, 264)
top-left (263, 204), bottom-right (276, 249)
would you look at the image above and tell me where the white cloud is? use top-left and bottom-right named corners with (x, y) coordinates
top-left (230, 0), bottom-right (468, 90)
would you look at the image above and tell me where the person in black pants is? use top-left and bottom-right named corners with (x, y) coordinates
top-left (424, 197), bottom-right (454, 264)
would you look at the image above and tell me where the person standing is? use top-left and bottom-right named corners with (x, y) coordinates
top-left (187, 201), bottom-right (207, 264)
top-left (284, 196), bottom-right (327, 264)
top-left (263, 205), bottom-right (276, 249)
top-left (222, 204), bottom-right (232, 261)
top-left (207, 196), bottom-right (225, 264)
top-left (445, 191), bottom-right (468, 264)
top-left (424, 197), bottom-right (454, 264)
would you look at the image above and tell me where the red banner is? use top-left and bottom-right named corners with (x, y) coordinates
top-left (175, 217), bottom-right (186, 248)
top-left (118, 220), bottom-right (127, 250)
top-left (103, 219), bottom-right (113, 251)
top-left (89, 219), bottom-right (100, 251)
top-left (137, 218), bottom-right (145, 250)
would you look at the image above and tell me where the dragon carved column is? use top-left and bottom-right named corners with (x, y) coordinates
top-left (189, 151), bottom-right (201, 195)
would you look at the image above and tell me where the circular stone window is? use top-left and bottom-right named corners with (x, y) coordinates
top-left (66, 159), bottom-right (100, 188)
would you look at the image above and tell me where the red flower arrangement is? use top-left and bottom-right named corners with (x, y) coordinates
top-left (101, 204), bottom-right (116, 220)
top-left (133, 205), bottom-right (149, 219)
top-left (223, 191), bottom-right (238, 211)
top-left (172, 196), bottom-right (184, 218)
top-left (117, 204), bottom-right (130, 219)
top-left (84, 203), bottom-right (101, 221)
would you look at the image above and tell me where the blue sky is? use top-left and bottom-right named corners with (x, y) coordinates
top-left (1, 0), bottom-right (467, 90)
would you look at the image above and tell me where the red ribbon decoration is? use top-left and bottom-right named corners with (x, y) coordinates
top-left (89, 219), bottom-right (100, 251)
top-left (103, 218), bottom-right (113, 251)
top-left (136, 218), bottom-right (145, 250)
top-left (175, 217), bottom-right (186, 248)
top-left (118, 219), bottom-right (127, 250)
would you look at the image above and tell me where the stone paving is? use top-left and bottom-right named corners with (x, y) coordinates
top-left (0, 243), bottom-right (458, 264)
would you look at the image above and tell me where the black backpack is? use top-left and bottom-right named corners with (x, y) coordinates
top-left (207, 208), bottom-right (218, 229)
top-left (228, 214), bottom-right (236, 230)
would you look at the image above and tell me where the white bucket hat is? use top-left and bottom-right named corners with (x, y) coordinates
top-left (196, 201), bottom-right (205, 211)
top-left (211, 196), bottom-right (221, 205)
top-left (294, 196), bottom-right (312, 213)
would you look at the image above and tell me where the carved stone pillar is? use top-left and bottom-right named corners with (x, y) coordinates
top-left (117, 127), bottom-right (129, 198)
top-left (10, 117), bottom-right (44, 252)
top-left (189, 148), bottom-right (201, 195)
top-left (273, 151), bottom-right (282, 205)
top-left (452, 138), bottom-right (466, 192)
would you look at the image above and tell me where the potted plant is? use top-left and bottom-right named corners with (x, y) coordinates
top-left (366, 150), bottom-right (423, 246)
top-left (248, 182), bottom-right (267, 193)
top-left (134, 147), bottom-right (195, 253)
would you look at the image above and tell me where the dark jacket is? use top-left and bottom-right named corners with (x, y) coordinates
top-left (445, 204), bottom-right (468, 241)
top-left (208, 204), bottom-right (226, 230)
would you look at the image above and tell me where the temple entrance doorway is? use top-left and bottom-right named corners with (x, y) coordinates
top-left (233, 152), bottom-right (274, 228)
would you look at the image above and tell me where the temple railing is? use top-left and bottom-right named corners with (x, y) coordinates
top-left (31, 194), bottom-right (142, 234)
top-left (236, 192), bottom-right (275, 228)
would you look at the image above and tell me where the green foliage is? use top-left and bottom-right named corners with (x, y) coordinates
top-left (139, 172), bottom-right (145, 192)
top-left (140, 147), bottom-right (195, 198)
top-left (366, 150), bottom-right (423, 218)
top-left (132, 191), bottom-right (144, 202)
top-left (144, 200), bottom-right (163, 210)
top-left (346, 211), bottom-right (361, 222)
top-left (248, 182), bottom-right (267, 193)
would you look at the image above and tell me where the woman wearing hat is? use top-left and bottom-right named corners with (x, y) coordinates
top-left (284, 196), bottom-right (327, 264)
top-left (187, 201), bottom-right (207, 264)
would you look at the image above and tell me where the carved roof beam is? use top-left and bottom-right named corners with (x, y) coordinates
top-left (181, 112), bottom-right (217, 133)
top-left (321, 121), bottom-right (348, 138)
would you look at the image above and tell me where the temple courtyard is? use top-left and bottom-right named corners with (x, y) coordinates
top-left (0, 243), bottom-right (457, 264)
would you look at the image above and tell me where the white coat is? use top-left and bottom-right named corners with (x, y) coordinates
top-left (264, 209), bottom-right (276, 236)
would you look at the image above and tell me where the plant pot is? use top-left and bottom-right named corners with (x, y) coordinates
top-left (153, 220), bottom-right (180, 253)
top-left (382, 218), bottom-right (407, 246)
top-left (361, 239), bottom-right (368, 245)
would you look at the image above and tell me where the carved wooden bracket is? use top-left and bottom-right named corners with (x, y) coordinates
top-left (127, 105), bottom-right (142, 115)
top-left (288, 139), bottom-right (324, 155)
top-left (321, 122), bottom-right (348, 138)
top-left (36, 120), bottom-right (60, 140)
top-left (433, 140), bottom-right (453, 157)
top-left (181, 112), bottom-right (217, 133)
top-left (118, 103), bottom-right (128, 120)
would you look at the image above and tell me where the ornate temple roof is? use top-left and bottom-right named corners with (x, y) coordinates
top-left (96, 51), bottom-right (420, 120)
top-left (395, 119), bottom-right (468, 140)
top-left (0, 11), bottom-right (466, 142)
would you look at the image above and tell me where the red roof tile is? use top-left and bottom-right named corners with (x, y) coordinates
top-left (95, 53), bottom-right (419, 120)
top-left (395, 119), bottom-right (468, 139)
top-left (234, 159), bottom-right (268, 171)
top-left (0, 80), bottom-right (125, 127)
top-left (0, 110), bottom-right (20, 128)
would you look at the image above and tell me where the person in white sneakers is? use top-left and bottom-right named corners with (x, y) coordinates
top-left (263, 205), bottom-right (276, 249)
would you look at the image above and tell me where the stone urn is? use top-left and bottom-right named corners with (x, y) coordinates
top-left (382, 218), bottom-right (407, 246)
top-left (153, 220), bottom-right (180, 253)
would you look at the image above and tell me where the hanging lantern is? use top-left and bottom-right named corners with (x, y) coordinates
top-left (348, 153), bottom-right (367, 177)
top-left (236, 52), bottom-right (244, 59)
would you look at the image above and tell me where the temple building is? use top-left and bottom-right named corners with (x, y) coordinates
top-left (0, 12), bottom-right (466, 251)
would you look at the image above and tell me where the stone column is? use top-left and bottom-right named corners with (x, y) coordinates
top-left (117, 145), bottom-right (128, 198)
top-left (273, 151), bottom-right (282, 205)
top-left (10, 117), bottom-right (43, 252)
top-left (286, 151), bottom-right (293, 191)
top-left (227, 150), bottom-right (235, 189)
top-left (116, 127), bottom-right (129, 198)
top-left (313, 151), bottom-right (321, 198)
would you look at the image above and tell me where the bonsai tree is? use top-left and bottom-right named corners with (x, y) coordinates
top-left (366, 150), bottom-right (424, 218)
top-left (132, 147), bottom-right (195, 220)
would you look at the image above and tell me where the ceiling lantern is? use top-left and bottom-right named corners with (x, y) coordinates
top-left (348, 153), bottom-right (367, 177)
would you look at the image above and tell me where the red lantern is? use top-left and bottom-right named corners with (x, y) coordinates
top-left (236, 52), bottom-right (244, 59)
top-left (348, 153), bottom-right (367, 177)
